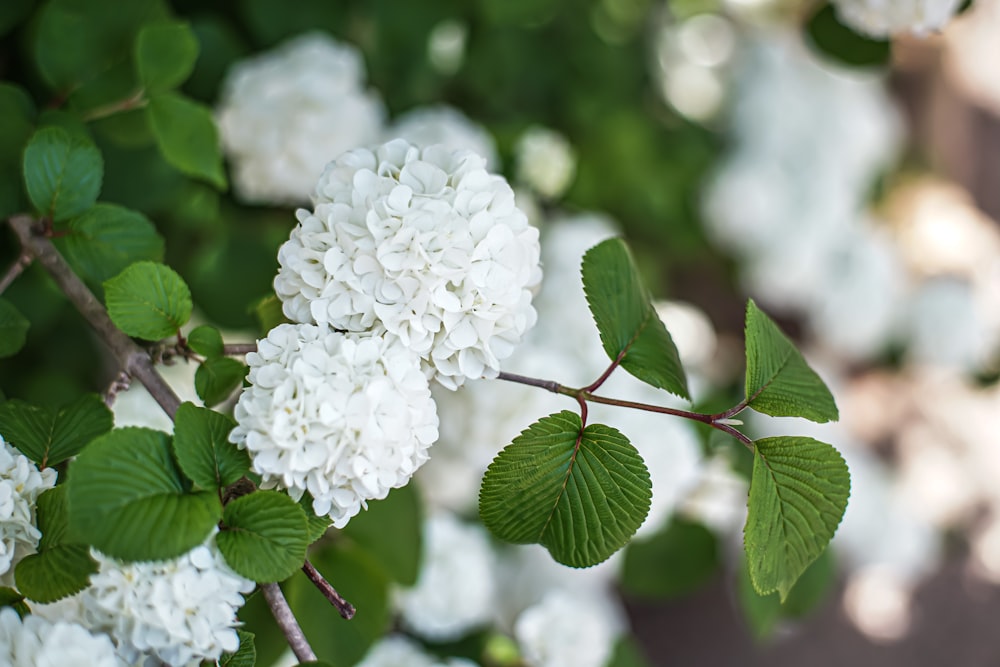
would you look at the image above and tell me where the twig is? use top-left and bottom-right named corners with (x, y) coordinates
top-left (302, 559), bottom-right (356, 619)
top-left (223, 343), bottom-right (258, 356)
top-left (261, 583), bottom-right (317, 663)
top-left (0, 252), bottom-right (32, 295)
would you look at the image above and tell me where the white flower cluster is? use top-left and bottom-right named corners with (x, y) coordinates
top-left (514, 127), bottom-right (576, 200)
top-left (396, 513), bottom-right (497, 640)
top-left (0, 437), bottom-right (56, 585)
top-left (831, 0), bottom-right (963, 37)
top-left (274, 139), bottom-right (542, 389)
top-left (230, 323), bottom-right (439, 526)
top-left (0, 607), bottom-right (122, 667)
top-left (385, 105), bottom-right (499, 169)
top-left (357, 635), bottom-right (478, 667)
top-left (216, 31), bottom-right (385, 205)
top-left (513, 589), bottom-right (622, 667)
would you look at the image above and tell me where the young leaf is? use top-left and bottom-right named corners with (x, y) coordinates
top-left (217, 490), bottom-right (309, 583)
top-left (67, 427), bottom-right (221, 561)
top-left (581, 238), bottom-right (689, 400)
top-left (743, 300), bottom-right (838, 423)
top-left (187, 324), bottom-right (225, 358)
top-left (22, 127), bottom-right (103, 222)
top-left (104, 261), bottom-right (193, 340)
top-left (298, 492), bottom-right (333, 545)
top-left (479, 411), bottom-right (651, 568)
top-left (55, 204), bottom-right (164, 287)
top-left (148, 92), bottom-right (227, 189)
top-left (172, 402), bottom-right (249, 490)
top-left (620, 518), bottom-right (719, 600)
top-left (220, 629), bottom-right (256, 667)
top-left (195, 356), bottom-right (247, 407)
top-left (341, 484), bottom-right (422, 586)
top-left (135, 21), bottom-right (199, 93)
top-left (744, 436), bottom-right (850, 601)
top-left (15, 486), bottom-right (97, 603)
top-left (0, 393), bottom-right (113, 468)
top-left (0, 298), bottom-right (29, 358)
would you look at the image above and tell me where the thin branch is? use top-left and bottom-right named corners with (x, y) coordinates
top-left (0, 252), bottom-right (32, 295)
top-left (496, 371), bottom-right (567, 395)
top-left (80, 89), bottom-right (148, 122)
top-left (223, 343), bottom-right (258, 356)
top-left (302, 559), bottom-right (356, 620)
top-left (583, 349), bottom-right (626, 394)
top-left (261, 583), bottom-right (317, 663)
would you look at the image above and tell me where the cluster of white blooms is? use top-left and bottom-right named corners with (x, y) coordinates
top-left (385, 105), bottom-right (499, 169)
top-left (230, 323), bottom-right (438, 525)
top-left (831, 0), bottom-right (963, 37)
top-left (216, 31), bottom-right (385, 205)
top-left (0, 437), bottom-right (56, 585)
top-left (396, 513), bottom-right (497, 640)
top-left (274, 139), bottom-right (542, 389)
top-left (513, 590), bottom-right (623, 667)
top-left (0, 607), bottom-right (123, 667)
top-left (514, 127), bottom-right (576, 200)
top-left (357, 635), bottom-right (478, 667)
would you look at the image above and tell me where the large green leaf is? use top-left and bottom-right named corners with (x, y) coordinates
top-left (0, 299), bottom-right (29, 358)
top-left (581, 238), bottom-right (689, 400)
top-left (744, 436), bottom-right (849, 600)
top-left (172, 402), bottom-right (249, 490)
top-left (55, 204), bottom-right (164, 288)
top-left (479, 411), bottom-right (651, 568)
top-left (135, 21), bottom-right (199, 93)
top-left (104, 261), bottom-right (192, 340)
top-left (15, 486), bottom-right (97, 603)
top-left (66, 427), bottom-right (221, 561)
top-left (0, 394), bottom-right (112, 468)
top-left (147, 92), bottom-right (227, 189)
top-left (341, 484), bottom-right (422, 586)
top-left (620, 518), bottom-right (719, 599)
top-left (22, 127), bottom-right (103, 222)
top-left (195, 356), bottom-right (247, 407)
top-left (217, 491), bottom-right (309, 583)
top-left (744, 300), bottom-right (838, 423)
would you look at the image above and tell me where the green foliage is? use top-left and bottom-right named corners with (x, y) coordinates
top-left (341, 484), bottom-right (422, 586)
top-left (0, 299), bottom-right (29, 358)
top-left (104, 261), bottom-right (192, 340)
top-left (172, 402), bottom-right (249, 490)
top-left (480, 411), bottom-right (651, 568)
top-left (15, 486), bottom-right (97, 603)
top-left (744, 300), bottom-right (839, 423)
top-left (297, 493), bottom-right (333, 545)
top-left (744, 436), bottom-right (850, 601)
top-left (0, 588), bottom-right (29, 617)
top-left (738, 548), bottom-right (838, 639)
top-left (0, 83), bottom-right (35, 218)
top-left (135, 21), bottom-right (199, 93)
top-left (581, 238), bottom-right (689, 400)
top-left (147, 92), bottom-right (227, 189)
top-left (218, 490), bottom-right (309, 583)
top-left (66, 427), bottom-right (221, 561)
top-left (0, 393), bottom-right (112, 467)
top-left (22, 127), bottom-right (103, 222)
top-left (806, 3), bottom-right (891, 68)
top-left (620, 518), bottom-right (719, 599)
top-left (195, 356), bottom-right (247, 407)
top-left (607, 637), bottom-right (652, 667)
top-left (187, 324), bottom-right (225, 358)
top-left (220, 630), bottom-right (256, 667)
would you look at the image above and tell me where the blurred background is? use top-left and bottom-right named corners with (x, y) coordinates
top-left (3, 0), bottom-right (1000, 664)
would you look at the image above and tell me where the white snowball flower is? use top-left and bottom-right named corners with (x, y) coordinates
top-left (514, 590), bottom-right (623, 667)
top-left (216, 31), bottom-right (385, 205)
top-left (230, 323), bottom-right (439, 526)
top-left (514, 127), bottom-right (576, 200)
top-left (385, 105), bottom-right (499, 169)
top-left (0, 437), bottom-right (57, 585)
top-left (357, 635), bottom-right (478, 667)
top-left (396, 513), bottom-right (497, 640)
top-left (0, 607), bottom-right (123, 667)
top-left (275, 139), bottom-right (542, 389)
top-left (831, 0), bottom-right (963, 37)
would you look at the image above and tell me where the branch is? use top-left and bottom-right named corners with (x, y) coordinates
top-left (223, 343), bottom-right (258, 356)
top-left (302, 559), bottom-right (356, 619)
top-left (261, 583), bottom-right (317, 663)
top-left (0, 252), bottom-right (32, 295)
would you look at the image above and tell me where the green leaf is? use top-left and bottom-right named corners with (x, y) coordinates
top-left (0, 0), bottom-right (34, 38)
top-left (0, 83), bottom-right (36, 218)
top-left (147, 92), bottom-right (226, 189)
top-left (479, 411), bottom-right (651, 568)
top-left (0, 393), bottom-right (112, 467)
top-left (66, 427), bottom-right (221, 561)
top-left (607, 637), bottom-right (652, 667)
top-left (341, 484), bottom-right (422, 586)
top-left (744, 436), bottom-right (850, 601)
top-left (15, 487), bottom-right (97, 603)
top-left (738, 548), bottom-right (837, 640)
top-left (218, 491), bottom-right (309, 583)
top-left (195, 357), bottom-right (247, 407)
top-left (298, 492), bottom-right (332, 544)
top-left (0, 299), bottom-right (29, 358)
top-left (805, 3), bottom-right (891, 69)
top-left (172, 402), bottom-right (248, 490)
top-left (22, 127), bottom-right (103, 222)
top-left (250, 294), bottom-right (290, 335)
top-left (54, 203), bottom-right (164, 288)
top-left (104, 261), bottom-right (192, 340)
top-left (220, 629), bottom-right (256, 667)
top-left (0, 588), bottom-right (29, 617)
top-left (581, 238), bottom-right (689, 400)
top-left (135, 21), bottom-right (199, 93)
top-left (187, 324), bottom-right (224, 358)
top-left (744, 300), bottom-right (839, 423)
top-left (620, 518), bottom-right (719, 599)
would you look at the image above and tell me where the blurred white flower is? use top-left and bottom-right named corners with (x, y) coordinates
top-left (396, 513), bottom-right (497, 640)
top-left (275, 139), bottom-right (542, 389)
top-left (0, 437), bottom-right (56, 586)
top-left (515, 127), bottom-right (576, 200)
top-left (216, 31), bottom-right (385, 205)
top-left (230, 323), bottom-right (438, 527)
top-left (514, 589), bottom-right (623, 667)
top-left (357, 635), bottom-right (478, 667)
top-left (0, 607), bottom-right (123, 667)
top-left (427, 20), bottom-right (469, 75)
top-left (831, 0), bottom-right (963, 37)
top-left (385, 105), bottom-right (499, 168)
